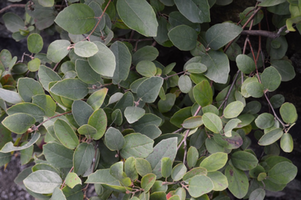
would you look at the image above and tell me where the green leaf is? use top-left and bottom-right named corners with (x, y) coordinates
top-left (158, 93), bottom-right (176, 113)
top-left (236, 54), bottom-right (255, 74)
top-left (73, 143), bottom-right (94, 176)
top-left (32, 95), bottom-right (56, 117)
top-left (74, 41), bottom-right (98, 57)
top-left (27, 58), bottom-right (40, 72)
top-left (136, 61), bottom-right (157, 77)
top-left (225, 164), bottom-right (249, 199)
top-left (141, 173), bottom-right (156, 192)
top-left (54, 4), bottom-right (96, 34)
top-left (249, 188), bottom-right (265, 200)
top-left (178, 75), bottom-right (192, 93)
top-left (261, 66), bottom-right (281, 92)
top-left (111, 109), bottom-right (123, 126)
top-left (125, 157), bottom-right (138, 180)
top-left (54, 119), bottom-right (79, 149)
top-left (88, 109), bottom-right (107, 140)
top-left (136, 158), bottom-right (153, 177)
top-left (206, 23), bottom-right (243, 50)
top-left (38, 65), bottom-right (62, 91)
top-left (78, 124), bottom-right (97, 136)
top-left (65, 172), bottom-right (82, 189)
top-left (171, 163), bottom-right (187, 181)
top-left (104, 127), bottom-right (125, 151)
top-left (27, 33), bottom-right (43, 54)
top-left (199, 152), bottom-right (228, 172)
top-left (280, 133), bottom-right (294, 153)
top-left (43, 142), bottom-right (73, 168)
top-left (88, 41), bottom-right (116, 77)
top-left (87, 88), bottom-right (108, 110)
top-left (0, 133), bottom-right (40, 153)
top-left (231, 151), bottom-right (258, 170)
top-left (174, 0), bottom-right (210, 23)
top-left (2, 12), bottom-right (24, 33)
top-left (116, 0), bottom-right (158, 37)
top-left (279, 102), bottom-right (298, 123)
top-left (2, 113), bottom-right (35, 134)
top-left (182, 167), bottom-right (207, 183)
top-left (202, 51), bottom-right (230, 84)
top-left (258, 0), bottom-right (286, 7)
top-left (47, 40), bottom-right (71, 63)
top-left (193, 80), bottom-right (213, 107)
top-left (186, 63), bottom-right (207, 74)
top-left (7, 102), bottom-right (45, 122)
top-left (132, 46), bottom-right (159, 65)
top-left (202, 113), bottom-right (223, 133)
top-left (224, 119), bottom-right (241, 136)
top-left (146, 137), bottom-right (177, 178)
top-left (188, 175), bottom-right (214, 198)
top-left (0, 88), bottom-right (23, 104)
top-left (24, 170), bottom-right (62, 194)
top-left (170, 107), bottom-right (192, 128)
top-left (132, 113), bottom-right (162, 132)
top-left (120, 133), bottom-right (154, 159)
top-left (182, 116), bottom-right (203, 129)
top-left (161, 157), bottom-right (172, 178)
top-left (136, 76), bottom-right (164, 103)
top-left (17, 77), bottom-right (44, 102)
top-left (271, 59), bottom-right (295, 81)
top-left (187, 146), bottom-right (199, 168)
top-left (268, 161), bottom-right (297, 184)
top-left (124, 106), bottom-right (145, 124)
top-left (223, 101), bottom-right (244, 119)
top-left (75, 59), bottom-right (102, 84)
top-left (258, 128), bottom-right (283, 146)
top-left (86, 169), bottom-right (121, 186)
top-left (168, 25), bottom-right (197, 51)
top-left (50, 187), bottom-right (66, 200)
top-left (246, 82), bottom-right (264, 98)
top-left (207, 171), bottom-right (228, 191)
top-left (72, 100), bottom-right (94, 126)
top-left (267, 36), bottom-right (288, 59)
top-left (50, 79), bottom-right (88, 100)
top-left (255, 113), bottom-right (275, 129)
top-left (111, 41), bottom-right (132, 84)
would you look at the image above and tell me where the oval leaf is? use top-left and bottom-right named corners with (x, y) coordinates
top-left (202, 113), bottom-right (223, 133)
top-left (2, 113), bottom-right (35, 134)
top-left (74, 41), bottom-right (98, 57)
top-left (223, 101), bottom-right (244, 119)
top-left (104, 127), bottom-right (125, 151)
top-left (188, 175), bottom-right (214, 198)
top-left (54, 119), bottom-right (79, 149)
top-left (199, 152), bottom-right (228, 172)
top-left (168, 25), bottom-right (197, 51)
top-left (279, 102), bottom-right (298, 123)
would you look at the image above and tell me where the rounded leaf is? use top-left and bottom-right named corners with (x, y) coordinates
top-left (202, 113), bottom-right (223, 133)
top-left (182, 116), bottom-right (203, 129)
top-left (223, 101), bottom-right (244, 119)
top-left (236, 54), bottom-right (255, 74)
top-left (261, 66), bottom-right (281, 92)
top-left (116, 0), bottom-right (158, 37)
top-left (141, 173), bottom-right (156, 192)
top-left (279, 102), bottom-right (298, 124)
top-left (104, 127), bottom-right (125, 151)
top-left (171, 163), bottom-right (187, 181)
top-left (27, 33), bottom-right (43, 54)
top-left (136, 60), bottom-right (157, 77)
top-left (255, 113), bottom-right (275, 129)
top-left (124, 106), bottom-right (146, 124)
top-left (280, 133), bottom-right (293, 153)
top-left (74, 41), bottom-right (98, 57)
top-left (47, 40), bottom-right (71, 63)
top-left (207, 171), bottom-right (228, 191)
top-left (178, 75), bottom-right (192, 93)
top-left (23, 170), bottom-right (62, 194)
top-left (199, 152), bottom-right (228, 172)
top-left (231, 151), bottom-right (258, 170)
top-left (187, 146), bottom-right (199, 168)
top-left (54, 4), bottom-right (96, 34)
top-left (258, 128), bottom-right (283, 146)
top-left (193, 80), bottom-right (213, 107)
top-left (65, 172), bottom-right (82, 189)
top-left (188, 175), bottom-right (214, 198)
top-left (185, 62), bottom-right (207, 74)
top-left (268, 161), bottom-right (297, 184)
top-left (168, 25), bottom-right (197, 51)
top-left (2, 113), bottom-right (35, 134)
top-left (73, 143), bottom-right (94, 176)
top-left (161, 157), bottom-right (172, 178)
top-left (54, 119), bottom-right (79, 149)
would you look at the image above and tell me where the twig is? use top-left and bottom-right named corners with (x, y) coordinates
top-left (34, 111), bottom-right (72, 131)
top-left (0, 4), bottom-right (25, 14)
top-left (86, 0), bottom-right (111, 39)
top-left (241, 30), bottom-right (280, 38)
top-left (164, 71), bottom-right (186, 80)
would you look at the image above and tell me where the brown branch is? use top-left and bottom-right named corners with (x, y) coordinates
top-left (0, 4), bottom-right (25, 14)
top-left (241, 30), bottom-right (279, 38)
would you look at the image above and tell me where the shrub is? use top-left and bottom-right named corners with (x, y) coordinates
top-left (0, 0), bottom-right (300, 199)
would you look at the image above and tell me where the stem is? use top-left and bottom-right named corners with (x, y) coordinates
top-left (0, 4), bottom-right (25, 14)
top-left (177, 105), bottom-right (202, 165)
top-left (34, 111), bottom-right (72, 131)
top-left (263, 92), bottom-right (286, 128)
top-left (164, 71), bottom-right (186, 80)
top-left (60, 166), bottom-right (74, 189)
top-left (241, 30), bottom-right (280, 38)
top-left (86, 0), bottom-right (111, 39)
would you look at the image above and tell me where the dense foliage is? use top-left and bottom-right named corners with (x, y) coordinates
top-left (0, 0), bottom-right (300, 199)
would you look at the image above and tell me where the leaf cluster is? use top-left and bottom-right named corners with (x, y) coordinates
top-left (0, 0), bottom-right (300, 200)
